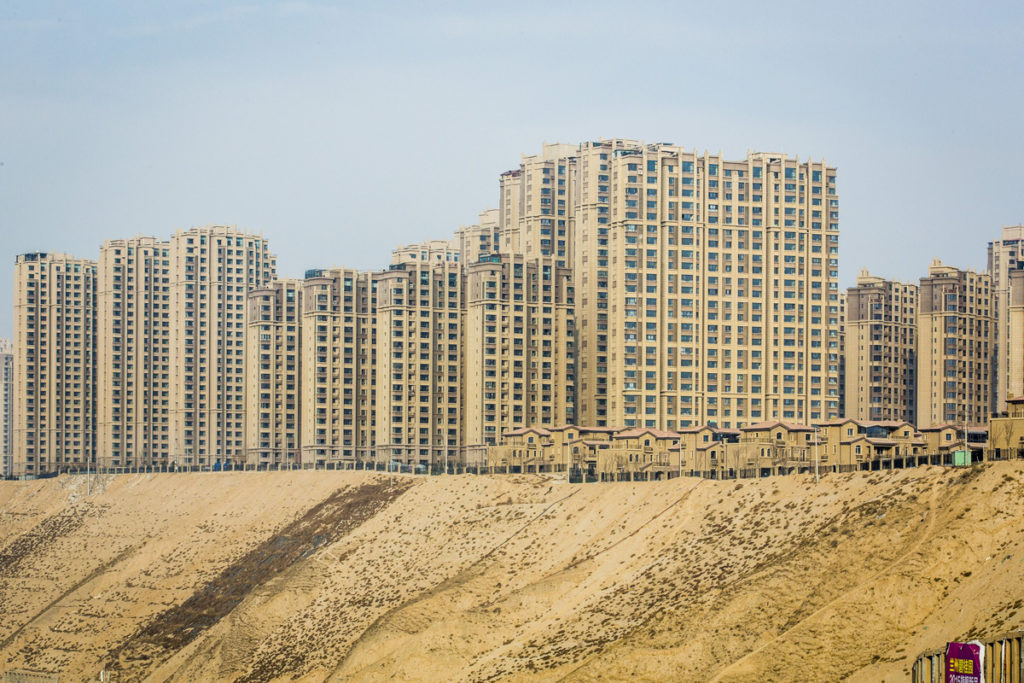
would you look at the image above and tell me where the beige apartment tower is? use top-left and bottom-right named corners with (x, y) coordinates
top-left (455, 209), bottom-right (501, 263)
top-left (504, 140), bottom-right (842, 430)
top-left (13, 252), bottom-right (97, 475)
top-left (375, 245), bottom-right (463, 468)
top-left (462, 254), bottom-right (576, 455)
top-left (300, 268), bottom-right (377, 464)
top-left (245, 279), bottom-right (302, 466)
top-left (1006, 267), bottom-right (1024, 408)
top-left (168, 226), bottom-right (276, 467)
top-left (498, 143), bottom-right (578, 269)
top-left (845, 269), bottom-right (918, 423)
top-left (97, 237), bottom-right (171, 468)
top-left (988, 225), bottom-right (1024, 412)
top-left (0, 338), bottom-right (13, 477)
top-left (917, 259), bottom-right (993, 427)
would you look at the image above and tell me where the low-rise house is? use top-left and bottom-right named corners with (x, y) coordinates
top-left (737, 421), bottom-right (816, 474)
top-left (989, 397), bottom-right (1024, 458)
top-left (816, 419), bottom-right (925, 469)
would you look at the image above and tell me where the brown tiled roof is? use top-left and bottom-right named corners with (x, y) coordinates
top-left (815, 418), bottom-right (857, 427)
top-left (502, 427), bottom-right (551, 437)
top-left (613, 427), bottom-right (680, 440)
top-left (918, 424), bottom-right (956, 432)
top-left (678, 425), bottom-right (713, 433)
top-left (742, 420), bottom-right (815, 432)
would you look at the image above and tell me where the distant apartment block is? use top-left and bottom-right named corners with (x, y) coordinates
top-left (462, 253), bottom-right (576, 455)
top-left (245, 279), bottom-right (302, 467)
top-left (917, 259), bottom-right (993, 426)
top-left (168, 226), bottom-right (277, 467)
top-left (299, 268), bottom-right (376, 465)
top-left (97, 236), bottom-right (171, 468)
top-left (0, 338), bottom-right (12, 477)
top-left (10, 139), bottom-right (853, 474)
top-left (845, 269), bottom-right (918, 423)
top-left (1006, 268), bottom-right (1024, 408)
top-left (988, 225), bottom-right (1024, 412)
top-left (498, 140), bottom-right (841, 430)
top-left (13, 253), bottom-right (97, 475)
top-left (375, 244), bottom-right (464, 466)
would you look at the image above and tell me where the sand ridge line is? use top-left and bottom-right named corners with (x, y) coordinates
top-left (326, 486), bottom-right (583, 680)
top-left (563, 481), bottom-right (702, 573)
top-left (706, 476), bottom-right (943, 683)
top-left (0, 541), bottom-right (140, 652)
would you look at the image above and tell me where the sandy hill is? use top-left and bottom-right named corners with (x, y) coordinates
top-left (1, 463), bottom-right (1023, 682)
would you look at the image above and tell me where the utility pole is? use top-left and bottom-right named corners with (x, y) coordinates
top-left (815, 425), bottom-right (820, 484)
top-left (677, 439), bottom-right (682, 479)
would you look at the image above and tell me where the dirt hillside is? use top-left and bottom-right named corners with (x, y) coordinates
top-left (1, 463), bottom-right (1023, 682)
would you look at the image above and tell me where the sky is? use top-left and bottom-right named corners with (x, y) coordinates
top-left (1, 0), bottom-right (1023, 339)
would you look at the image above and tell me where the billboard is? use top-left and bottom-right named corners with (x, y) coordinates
top-left (945, 640), bottom-right (984, 683)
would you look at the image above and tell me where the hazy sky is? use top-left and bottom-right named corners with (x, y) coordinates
top-left (2, 1), bottom-right (1023, 339)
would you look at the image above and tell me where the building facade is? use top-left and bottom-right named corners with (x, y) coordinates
top-left (1006, 268), bottom-right (1024, 408)
top-left (168, 226), bottom-right (277, 467)
top-left (917, 259), bottom-right (993, 427)
top-left (988, 225), bottom-right (1024, 412)
top-left (462, 254), bottom-right (576, 455)
top-left (375, 253), bottom-right (464, 467)
top-left (97, 237), bottom-right (171, 468)
top-left (455, 209), bottom-right (501, 263)
top-left (506, 140), bottom-right (843, 430)
top-left (245, 279), bottom-right (302, 466)
top-left (13, 253), bottom-right (98, 475)
top-left (845, 269), bottom-right (918, 423)
top-left (300, 268), bottom-right (377, 465)
top-left (0, 338), bottom-right (13, 477)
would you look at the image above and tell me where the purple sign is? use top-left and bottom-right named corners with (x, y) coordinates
top-left (946, 641), bottom-right (984, 683)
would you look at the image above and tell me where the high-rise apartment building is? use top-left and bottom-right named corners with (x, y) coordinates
top-left (97, 237), bottom-right (171, 468)
top-left (375, 248), bottom-right (463, 467)
top-left (300, 268), bottom-right (377, 464)
top-left (917, 259), bottom-right (993, 426)
top-left (13, 253), bottom-right (97, 475)
top-left (498, 143), bottom-right (578, 268)
top-left (837, 290), bottom-right (847, 417)
top-left (462, 254), bottom-right (575, 452)
top-left (498, 169), bottom-right (522, 254)
top-left (1005, 268), bottom-right (1024, 408)
top-left (455, 209), bottom-right (501, 263)
top-left (391, 239), bottom-right (460, 266)
top-left (845, 269), bottom-right (918, 422)
top-left (0, 338), bottom-right (13, 477)
top-left (499, 140), bottom-right (839, 430)
top-left (245, 279), bottom-right (302, 466)
top-left (988, 225), bottom-right (1024, 412)
top-left (168, 226), bottom-right (276, 467)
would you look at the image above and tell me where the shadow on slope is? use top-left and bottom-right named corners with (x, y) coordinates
top-left (105, 478), bottom-right (414, 679)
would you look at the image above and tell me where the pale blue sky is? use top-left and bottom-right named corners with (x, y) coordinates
top-left (2, 1), bottom-right (1023, 338)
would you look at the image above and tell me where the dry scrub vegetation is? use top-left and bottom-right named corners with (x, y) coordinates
top-left (0, 464), bottom-right (1022, 682)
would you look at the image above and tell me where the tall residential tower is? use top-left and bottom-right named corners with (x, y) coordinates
top-left (917, 259), bottom-right (993, 427)
top-left (168, 226), bottom-right (277, 467)
top-left (844, 269), bottom-right (918, 423)
top-left (13, 253), bottom-right (97, 475)
top-left (498, 140), bottom-right (840, 430)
